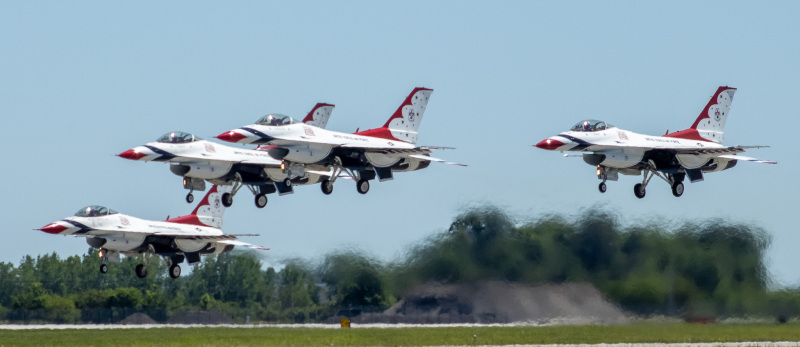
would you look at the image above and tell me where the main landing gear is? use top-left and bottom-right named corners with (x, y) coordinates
top-left (357, 179), bottom-right (370, 194)
top-left (221, 173), bottom-right (273, 208)
top-left (631, 161), bottom-right (685, 199)
top-left (321, 179), bottom-right (334, 195)
top-left (595, 163), bottom-right (687, 199)
top-left (135, 264), bottom-right (148, 278)
top-left (671, 181), bottom-right (684, 197)
top-left (325, 157), bottom-right (373, 195)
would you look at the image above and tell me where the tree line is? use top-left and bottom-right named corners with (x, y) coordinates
top-left (2, 206), bottom-right (799, 323)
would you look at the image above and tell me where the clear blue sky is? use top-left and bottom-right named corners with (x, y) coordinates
top-left (2, 2), bottom-right (797, 285)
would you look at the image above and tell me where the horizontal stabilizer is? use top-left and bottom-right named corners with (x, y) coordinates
top-left (408, 154), bottom-right (467, 166)
top-left (217, 239), bottom-right (269, 251)
top-left (717, 154), bottom-right (777, 164)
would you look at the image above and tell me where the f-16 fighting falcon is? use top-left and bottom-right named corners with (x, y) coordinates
top-left (118, 104), bottom-right (336, 208)
top-left (215, 87), bottom-right (464, 195)
top-left (535, 86), bottom-right (775, 199)
top-left (37, 185), bottom-right (267, 279)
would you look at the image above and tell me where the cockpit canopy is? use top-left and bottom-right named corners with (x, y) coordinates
top-left (570, 119), bottom-right (614, 132)
top-left (256, 114), bottom-right (295, 126)
top-left (74, 205), bottom-right (118, 217)
top-left (156, 131), bottom-right (201, 143)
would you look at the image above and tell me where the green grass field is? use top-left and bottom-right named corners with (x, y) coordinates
top-left (1, 323), bottom-right (799, 347)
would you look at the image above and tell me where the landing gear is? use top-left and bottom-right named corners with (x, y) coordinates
top-left (135, 264), bottom-right (148, 278)
top-left (169, 264), bottom-right (182, 279)
top-left (633, 183), bottom-right (646, 199)
top-left (598, 182), bottom-right (607, 193)
top-left (283, 178), bottom-right (292, 188)
top-left (255, 194), bottom-right (268, 208)
top-left (321, 179), bottom-right (333, 195)
top-left (221, 193), bottom-right (233, 207)
top-left (99, 263), bottom-right (108, 274)
top-left (186, 193), bottom-right (194, 203)
top-left (356, 179), bottom-right (370, 194)
top-left (671, 181), bottom-right (684, 197)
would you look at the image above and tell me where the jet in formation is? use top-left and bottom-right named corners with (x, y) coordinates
top-left (535, 86), bottom-right (776, 198)
top-left (215, 87), bottom-right (465, 195)
top-left (37, 185), bottom-right (266, 278)
top-left (118, 104), bottom-right (337, 208)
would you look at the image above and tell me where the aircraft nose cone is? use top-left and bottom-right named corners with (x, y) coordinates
top-left (118, 149), bottom-right (147, 160)
top-left (38, 223), bottom-right (67, 234)
top-left (215, 130), bottom-right (247, 143)
top-left (535, 138), bottom-right (565, 151)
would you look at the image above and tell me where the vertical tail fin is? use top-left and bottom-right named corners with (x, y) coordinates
top-left (301, 103), bottom-right (335, 129)
top-left (665, 86), bottom-right (736, 143)
top-left (166, 185), bottom-right (232, 228)
top-left (356, 87), bottom-right (433, 144)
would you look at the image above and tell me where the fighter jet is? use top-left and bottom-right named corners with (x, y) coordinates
top-left (215, 87), bottom-right (464, 195)
top-left (534, 86), bottom-right (775, 198)
top-left (37, 185), bottom-right (267, 279)
top-left (118, 104), bottom-right (336, 208)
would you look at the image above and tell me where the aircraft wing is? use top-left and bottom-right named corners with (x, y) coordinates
top-left (217, 239), bottom-right (270, 251)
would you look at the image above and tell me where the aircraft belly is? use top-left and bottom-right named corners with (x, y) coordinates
top-left (101, 233), bottom-right (146, 252)
top-left (599, 148), bottom-right (645, 169)
top-left (365, 152), bottom-right (402, 168)
top-left (676, 154), bottom-right (714, 169)
top-left (283, 144), bottom-right (332, 164)
top-left (185, 162), bottom-right (233, 179)
top-left (174, 239), bottom-right (209, 252)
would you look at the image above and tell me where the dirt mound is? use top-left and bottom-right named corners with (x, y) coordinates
top-left (166, 310), bottom-right (235, 325)
top-left (118, 312), bottom-right (158, 325)
top-left (362, 281), bottom-right (626, 324)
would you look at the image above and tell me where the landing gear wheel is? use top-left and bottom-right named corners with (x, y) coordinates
top-left (99, 263), bottom-right (108, 274)
top-left (598, 182), bottom-right (607, 193)
top-left (633, 183), bottom-right (646, 199)
top-left (356, 179), bottom-right (370, 194)
top-left (221, 193), bottom-right (233, 207)
top-left (321, 179), bottom-right (333, 195)
top-left (255, 194), bottom-right (268, 208)
top-left (135, 264), bottom-right (148, 278)
top-left (671, 182), bottom-right (684, 197)
top-left (169, 264), bottom-right (181, 279)
top-left (186, 193), bottom-right (194, 203)
top-left (283, 178), bottom-right (292, 188)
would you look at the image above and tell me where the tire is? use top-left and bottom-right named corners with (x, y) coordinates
top-left (321, 179), bottom-right (333, 195)
top-left (671, 182), bottom-right (684, 197)
top-left (283, 178), bottom-right (292, 188)
top-left (633, 183), bottom-right (646, 199)
top-left (169, 264), bottom-right (181, 279)
top-left (221, 193), bottom-right (233, 207)
top-left (99, 263), bottom-right (108, 274)
top-left (356, 179), bottom-right (370, 194)
top-left (186, 193), bottom-right (194, 204)
top-left (598, 182), bottom-right (607, 193)
top-left (255, 194), bottom-right (268, 208)
top-left (135, 264), bottom-right (148, 278)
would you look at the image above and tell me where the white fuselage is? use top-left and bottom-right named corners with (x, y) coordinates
top-left (45, 213), bottom-right (225, 253)
top-left (238, 123), bottom-right (417, 167)
top-left (543, 127), bottom-right (728, 169)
